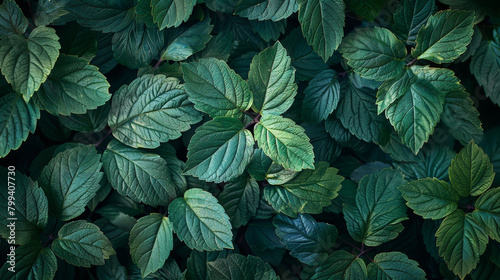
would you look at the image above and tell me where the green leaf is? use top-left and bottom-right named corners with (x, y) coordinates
top-left (346, 0), bottom-right (387, 22)
top-left (311, 250), bottom-right (368, 280)
top-left (470, 39), bottom-right (500, 106)
top-left (254, 115), bottom-right (314, 171)
top-left (161, 18), bottom-right (213, 62)
top-left (96, 256), bottom-right (127, 280)
top-left (376, 68), bottom-right (416, 114)
top-left (32, 54), bottom-right (110, 116)
top-left (273, 213), bottom-right (337, 266)
top-left (0, 168), bottom-right (48, 245)
top-left (340, 27), bottom-right (406, 81)
top-left (152, 0), bottom-right (196, 29)
top-left (412, 10), bottom-right (475, 63)
top-left (57, 22), bottom-right (97, 61)
top-left (68, 0), bottom-right (136, 33)
top-left (248, 41), bottom-right (297, 115)
top-left (129, 213), bottom-right (174, 278)
top-left (108, 74), bottom-right (201, 149)
top-left (59, 104), bottom-right (110, 133)
top-left (0, 91), bottom-right (40, 158)
top-left (302, 69), bottom-right (340, 123)
top-left (219, 175), bottom-right (260, 228)
top-left (0, 0), bottom-right (28, 37)
top-left (38, 145), bottom-right (103, 221)
top-left (247, 148), bottom-right (273, 181)
top-left (250, 19), bottom-right (287, 42)
top-left (264, 162), bottom-right (343, 217)
top-left (265, 163), bottom-right (298, 185)
top-left (34, 0), bottom-right (74, 27)
top-left (52, 220), bottom-right (115, 267)
top-left (102, 140), bottom-right (178, 207)
top-left (398, 178), bottom-right (460, 220)
top-left (395, 144), bottom-right (455, 181)
top-left (184, 117), bottom-right (254, 183)
top-left (473, 187), bottom-right (500, 241)
top-left (367, 252), bottom-right (426, 280)
top-left (182, 58), bottom-right (253, 118)
top-left (436, 210), bottom-right (488, 279)
top-left (0, 26), bottom-right (60, 102)
top-left (0, 242), bottom-right (57, 280)
top-left (393, 0), bottom-right (435, 45)
top-left (442, 90), bottom-right (483, 145)
top-left (208, 254), bottom-right (279, 280)
top-left (385, 77), bottom-right (444, 154)
top-left (449, 140), bottom-right (495, 197)
top-left (168, 188), bottom-right (233, 251)
top-left (298, 0), bottom-right (345, 62)
top-left (343, 168), bottom-right (407, 246)
top-left (236, 0), bottom-right (298, 21)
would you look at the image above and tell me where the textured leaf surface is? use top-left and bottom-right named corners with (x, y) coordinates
top-left (161, 19), bottom-right (213, 61)
top-left (399, 178), bottom-right (459, 220)
top-left (470, 39), bottom-right (500, 106)
top-left (311, 250), bottom-right (367, 280)
top-left (59, 105), bottom-right (109, 133)
top-left (236, 0), bottom-right (298, 21)
top-left (109, 74), bottom-right (201, 149)
top-left (152, 0), bottom-right (196, 29)
top-left (442, 90), bottom-right (483, 145)
top-left (207, 254), bottom-right (279, 280)
top-left (219, 175), bottom-right (260, 228)
top-left (0, 0), bottom-right (28, 37)
top-left (168, 189), bottom-right (233, 251)
top-left (0, 242), bottom-right (57, 280)
top-left (473, 188), bottom-right (500, 241)
top-left (182, 58), bottom-right (253, 118)
top-left (302, 69), bottom-right (340, 123)
top-left (129, 213), bottom-right (173, 278)
top-left (367, 252), bottom-right (426, 280)
top-left (298, 0), bottom-right (345, 61)
top-left (254, 115), bottom-right (314, 171)
top-left (393, 0), bottom-right (435, 45)
top-left (69, 0), bottom-right (136, 33)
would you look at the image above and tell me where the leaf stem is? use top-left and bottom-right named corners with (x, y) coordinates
top-left (406, 57), bottom-right (418, 67)
top-left (339, 238), bottom-right (363, 253)
top-left (243, 113), bottom-right (261, 130)
top-left (153, 59), bottom-right (163, 70)
top-left (94, 129), bottom-right (113, 147)
top-left (42, 234), bottom-right (55, 248)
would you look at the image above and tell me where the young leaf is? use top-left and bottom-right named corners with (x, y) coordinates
top-left (236, 0), bottom-right (298, 21)
top-left (302, 69), bottom-right (340, 123)
top-left (68, 0), bottom-right (136, 33)
top-left (393, 0), bottom-right (435, 45)
top-left (182, 58), bottom-right (253, 118)
top-left (0, 242), bottom-right (57, 280)
top-left (473, 187), bottom-right (500, 241)
top-left (52, 220), bottom-right (115, 267)
top-left (248, 41), bottom-right (297, 115)
top-left (298, 0), bottom-right (345, 62)
top-left (449, 140), bottom-right (495, 197)
top-left (273, 213), bottom-right (337, 265)
top-left (184, 117), bottom-right (254, 183)
top-left (108, 74), bottom-right (201, 149)
top-left (470, 39), bottom-right (500, 106)
top-left (168, 189), bottom-right (233, 251)
top-left (161, 18), bottom-right (213, 62)
top-left (412, 10), bottom-right (475, 63)
top-left (129, 213), bottom-right (174, 278)
top-left (340, 27), bottom-right (406, 81)
top-left (38, 145), bottom-right (103, 221)
top-left (398, 178), bottom-right (460, 220)
top-left (436, 210), bottom-right (488, 279)
top-left (152, 0), bottom-right (196, 29)
top-left (343, 168), bottom-right (408, 246)
top-left (0, 0), bottom-right (28, 37)
top-left (0, 26), bottom-right (60, 102)
top-left (311, 250), bottom-right (368, 280)
top-left (207, 254), bottom-right (279, 280)
top-left (102, 140), bottom-right (178, 207)
top-left (219, 175), bottom-right (260, 228)
top-left (254, 115), bottom-right (314, 171)
top-left (367, 252), bottom-right (426, 280)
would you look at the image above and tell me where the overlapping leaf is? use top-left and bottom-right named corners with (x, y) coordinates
top-left (219, 175), bottom-right (260, 228)
top-left (367, 252), bottom-right (426, 280)
top-left (393, 0), bottom-right (435, 45)
top-left (236, 0), bottom-right (297, 21)
top-left (152, 0), bottom-right (196, 29)
top-left (311, 250), bottom-right (367, 280)
top-left (0, 0), bottom-right (28, 37)
top-left (302, 69), bottom-right (340, 123)
top-left (207, 254), bottom-right (279, 280)
top-left (473, 188), bottom-right (500, 241)
top-left (0, 242), bottom-right (57, 280)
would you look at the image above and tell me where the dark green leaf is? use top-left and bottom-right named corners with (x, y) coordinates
top-left (219, 175), bottom-right (260, 228)
top-left (302, 69), bottom-right (340, 123)
top-left (207, 254), bottom-right (279, 280)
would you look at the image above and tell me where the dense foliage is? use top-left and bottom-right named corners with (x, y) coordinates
top-left (1, 0), bottom-right (500, 279)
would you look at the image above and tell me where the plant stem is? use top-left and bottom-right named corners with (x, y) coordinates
top-left (406, 57), bottom-right (418, 67)
top-left (94, 129), bottom-right (113, 147)
top-left (153, 59), bottom-right (163, 70)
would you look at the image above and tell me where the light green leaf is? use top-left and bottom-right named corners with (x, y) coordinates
top-left (152, 0), bottom-right (196, 29)
top-left (264, 162), bottom-right (343, 217)
top-left (273, 213), bottom-right (337, 266)
top-left (470, 39), bottom-right (500, 106)
top-left (236, 0), bottom-right (298, 21)
top-left (340, 27), bottom-right (406, 81)
top-left (0, 242), bottom-right (57, 280)
top-left (68, 0), bottom-right (136, 33)
top-left (0, 91), bottom-right (40, 158)
top-left (38, 145), bottom-right (103, 221)
top-left (59, 104), bottom-right (110, 133)
top-left (311, 250), bottom-right (368, 280)
top-left (343, 168), bottom-right (408, 246)
top-left (298, 0), bottom-right (345, 62)
top-left (184, 117), bottom-right (254, 183)
top-left (248, 41), bottom-right (297, 115)
top-left (219, 175), bottom-right (260, 228)
top-left (302, 69), bottom-right (340, 123)
top-left (442, 90), bottom-right (483, 145)
top-left (473, 187), bottom-right (500, 241)
top-left (0, 168), bottom-right (48, 245)
top-left (0, 0), bottom-right (28, 37)
top-left (393, 0), bottom-right (435, 45)
top-left (109, 74), bottom-right (201, 149)
top-left (367, 252), bottom-right (426, 280)
top-left (436, 210), bottom-right (488, 279)
top-left (52, 220), bottom-right (115, 267)
top-left (161, 18), bottom-right (213, 61)
top-left (129, 213), bottom-right (174, 278)
top-left (32, 54), bottom-right (110, 116)
top-left (254, 115), bottom-right (314, 171)
top-left (208, 254), bottom-right (279, 280)
top-left (449, 140), bottom-right (495, 197)
top-left (265, 163), bottom-right (298, 185)
top-left (0, 26), bottom-right (60, 102)
top-left (412, 10), bottom-right (475, 63)
top-left (102, 140), bottom-right (178, 207)
top-left (169, 188), bottom-right (233, 251)
top-left (398, 178), bottom-right (460, 220)
top-left (182, 58), bottom-right (253, 118)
